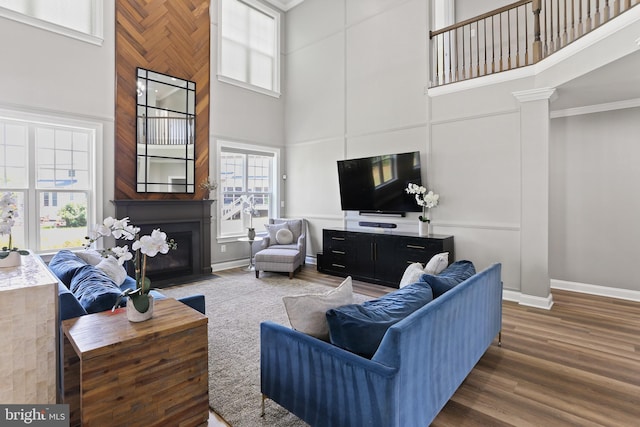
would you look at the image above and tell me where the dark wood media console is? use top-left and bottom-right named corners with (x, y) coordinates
top-left (317, 228), bottom-right (454, 288)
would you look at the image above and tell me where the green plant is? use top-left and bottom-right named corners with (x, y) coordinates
top-left (58, 203), bottom-right (87, 227)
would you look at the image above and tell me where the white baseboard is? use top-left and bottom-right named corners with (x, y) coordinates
top-left (212, 259), bottom-right (248, 272)
top-left (503, 289), bottom-right (554, 310)
top-left (551, 279), bottom-right (640, 302)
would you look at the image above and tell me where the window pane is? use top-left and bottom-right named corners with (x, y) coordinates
top-left (39, 191), bottom-right (88, 251)
top-left (221, 40), bottom-right (248, 82)
top-left (36, 126), bottom-right (91, 190)
top-left (0, 121), bottom-right (28, 188)
top-left (250, 52), bottom-right (273, 91)
top-left (0, 0), bottom-right (93, 34)
top-left (249, 8), bottom-right (275, 55)
top-left (221, 0), bottom-right (248, 44)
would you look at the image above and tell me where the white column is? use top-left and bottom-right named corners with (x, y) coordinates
top-left (513, 88), bottom-right (556, 310)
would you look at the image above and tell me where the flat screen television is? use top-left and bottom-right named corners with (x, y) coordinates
top-left (337, 151), bottom-right (423, 214)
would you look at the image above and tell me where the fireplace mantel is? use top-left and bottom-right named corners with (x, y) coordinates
top-left (113, 199), bottom-right (214, 285)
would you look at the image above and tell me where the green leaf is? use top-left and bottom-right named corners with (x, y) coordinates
top-left (130, 293), bottom-right (150, 313)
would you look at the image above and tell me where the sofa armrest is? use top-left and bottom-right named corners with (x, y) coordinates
top-left (177, 294), bottom-right (206, 315)
top-left (260, 321), bottom-right (399, 426)
top-left (58, 282), bottom-right (87, 321)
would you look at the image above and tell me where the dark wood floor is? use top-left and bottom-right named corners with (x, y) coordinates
top-left (211, 265), bottom-right (640, 427)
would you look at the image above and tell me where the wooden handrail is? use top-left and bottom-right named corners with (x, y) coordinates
top-left (430, 0), bottom-right (531, 38)
top-left (429, 0), bottom-right (640, 87)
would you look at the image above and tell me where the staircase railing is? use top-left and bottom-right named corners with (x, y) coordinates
top-left (430, 0), bottom-right (639, 87)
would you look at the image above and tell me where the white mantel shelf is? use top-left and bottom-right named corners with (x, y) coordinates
top-left (0, 252), bottom-right (58, 404)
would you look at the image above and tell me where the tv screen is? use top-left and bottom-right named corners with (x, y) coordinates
top-left (337, 151), bottom-right (423, 214)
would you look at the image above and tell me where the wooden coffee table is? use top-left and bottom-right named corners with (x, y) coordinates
top-left (62, 298), bottom-right (209, 427)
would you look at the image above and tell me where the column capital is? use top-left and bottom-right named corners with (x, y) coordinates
top-left (512, 87), bottom-right (557, 103)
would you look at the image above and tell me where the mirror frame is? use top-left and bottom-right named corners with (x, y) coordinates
top-left (136, 67), bottom-right (196, 193)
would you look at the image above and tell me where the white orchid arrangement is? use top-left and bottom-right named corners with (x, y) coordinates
top-left (85, 216), bottom-right (176, 312)
top-left (0, 192), bottom-right (28, 258)
top-left (242, 195), bottom-right (260, 229)
top-left (405, 183), bottom-right (439, 223)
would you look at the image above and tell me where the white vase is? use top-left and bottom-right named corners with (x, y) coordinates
top-left (127, 294), bottom-right (154, 322)
top-left (418, 221), bottom-right (429, 237)
top-left (0, 251), bottom-right (22, 268)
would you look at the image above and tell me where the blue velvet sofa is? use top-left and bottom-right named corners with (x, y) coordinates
top-left (49, 250), bottom-right (205, 321)
top-left (260, 262), bottom-right (502, 427)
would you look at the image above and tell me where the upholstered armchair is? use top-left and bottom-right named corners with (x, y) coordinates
top-left (255, 218), bottom-right (307, 278)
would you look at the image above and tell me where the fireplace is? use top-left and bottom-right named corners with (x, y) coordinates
top-left (113, 200), bottom-right (213, 287)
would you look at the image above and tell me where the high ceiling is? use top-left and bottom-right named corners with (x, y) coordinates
top-left (264, 0), bottom-right (304, 12)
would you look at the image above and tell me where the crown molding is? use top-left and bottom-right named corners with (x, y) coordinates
top-left (263, 0), bottom-right (304, 12)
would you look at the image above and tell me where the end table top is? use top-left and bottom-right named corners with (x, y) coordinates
top-left (62, 298), bottom-right (207, 359)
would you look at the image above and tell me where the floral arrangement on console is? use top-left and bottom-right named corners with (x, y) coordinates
top-left (0, 192), bottom-right (29, 259)
top-left (199, 177), bottom-right (218, 200)
top-left (405, 183), bottom-right (439, 223)
top-left (85, 217), bottom-right (176, 313)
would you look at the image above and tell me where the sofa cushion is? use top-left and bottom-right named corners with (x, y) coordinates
top-left (70, 265), bottom-right (123, 314)
top-left (283, 276), bottom-right (353, 341)
top-left (423, 252), bottom-right (449, 275)
top-left (326, 282), bottom-right (433, 358)
top-left (399, 262), bottom-right (424, 288)
top-left (95, 255), bottom-right (128, 286)
top-left (48, 250), bottom-right (88, 287)
top-left (76, 249), bottom-right (104, 266)
top-left (420, 260), bottom-right (476, 298)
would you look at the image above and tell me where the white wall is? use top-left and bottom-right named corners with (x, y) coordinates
top-left (550, 107), bottom-right (640, 292)
top-left (284, 0), bottom-right (430, 257)
top-left (0, 5), bottom-right (115, 221)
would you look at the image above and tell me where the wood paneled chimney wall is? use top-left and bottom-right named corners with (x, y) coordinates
top-left (115, 0), bottom-right (210, 200)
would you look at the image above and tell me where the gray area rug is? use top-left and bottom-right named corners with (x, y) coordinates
top-left (161, 272), bottom-right (372, 427)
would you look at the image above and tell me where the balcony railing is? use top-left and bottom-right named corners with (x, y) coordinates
top-left (430, 0), bottom-right (639, 87)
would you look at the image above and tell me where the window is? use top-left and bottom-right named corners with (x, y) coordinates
top-left (217, 141), bottom-right (279, 239)
top-left (0, 112), bottom-right (97, 253)
top-left (0, 0), bottom-right (103, 45)
top-left (218, 0), bottom-right (281, 97)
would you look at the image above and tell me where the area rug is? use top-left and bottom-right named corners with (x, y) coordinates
top-left (161, 273), bottom-right (372, 427)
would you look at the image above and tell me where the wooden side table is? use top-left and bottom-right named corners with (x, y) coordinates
top-left (0, 252), bottom-right (58, 404)
top-left (62, 298), bottom-right (209, 427)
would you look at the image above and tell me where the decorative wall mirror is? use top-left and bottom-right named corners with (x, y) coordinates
top-left (136, 68), bottom-right (196, 193)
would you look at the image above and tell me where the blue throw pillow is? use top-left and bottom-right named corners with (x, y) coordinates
top-left (48, 250), bottom-right (88, 287)
top-left (326, 282), bottom-right (433, 359)
top-left (420, 260), bottom-right (476, 298)
top-left (70, 265), bottom-right (123, 314)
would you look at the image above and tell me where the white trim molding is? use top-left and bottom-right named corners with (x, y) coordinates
top-left (550, 98), bottom-right (640, 118)
top-left (502, 289), bottom-right (554, 310)
top-left (264, 0), bottom-right (304, 12)
top-left (513, 87), bottom-right (558, 103)
top-left (551, 279), bottom-right (640, 302)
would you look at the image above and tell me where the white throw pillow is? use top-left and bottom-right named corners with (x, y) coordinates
top-left (283, 276), bottom-right (353, 341)
top-left (76, 249), bottom-right (104, 266)
top-left (95, 256), bottom-right (128, 286)
top-left (399, 262), bottom-right (425, 288)
top-left (275, 228), bottom-right (294, 245)
top-left (265, 223), bottom-right (290, 246)
top-left (424, 252), bottom-right (449, 275)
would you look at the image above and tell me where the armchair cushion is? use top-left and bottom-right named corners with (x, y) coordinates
top-left (275, 228), bottom-right (294, 245)
top-left (265, 223), bottom-right (290, 247)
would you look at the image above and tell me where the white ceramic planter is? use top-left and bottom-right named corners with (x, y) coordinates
top-left (0, 251), bottom-right (22, 268)
top-left (418, 221), bottom-right (430, 237)
top-left (126, 294), bottom-right (154, 322)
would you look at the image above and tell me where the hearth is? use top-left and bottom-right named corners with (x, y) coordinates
top-left (113, 200), bottom-right (213, 287)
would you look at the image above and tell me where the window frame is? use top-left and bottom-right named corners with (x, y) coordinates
top-left (0, 0), bottom-right (104, 46)
top-left (215, 139), bottom-right (280, 242)
top-left (0, 108), bottom-right (101, 254)
top-left (217, 0), bottom-right (281, 98)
